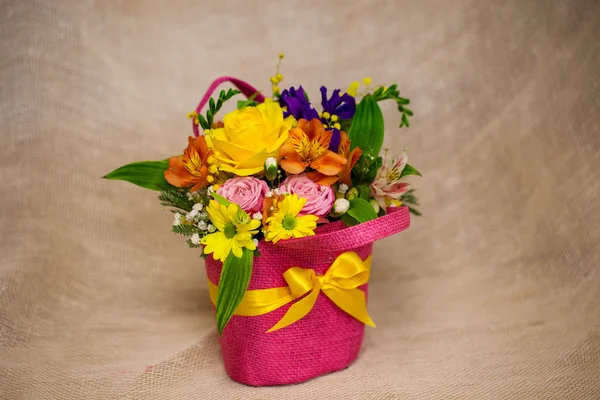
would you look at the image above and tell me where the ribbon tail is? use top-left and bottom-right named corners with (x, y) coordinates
top-left (267, 286), bottom-right (321, 333)
top-left (323, 287), bottom-right (375, 328)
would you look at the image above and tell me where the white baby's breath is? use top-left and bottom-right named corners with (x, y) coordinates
top-left (173, 212), bottom-right (182, 226)
top-left (186, 209), bottom-right (199, 220)
top-left (338, 183), bottom-right (349, 194)
top-left (207, 224), bottom-right (216, 233)
top-left (197, 221), bottom-right (208, 230)
top-left (192, 203), bottom-right (203, 211)
top-left (190, 233), bottom-right (201, 245)
top-left (252, 212), bottom-right (263, 220)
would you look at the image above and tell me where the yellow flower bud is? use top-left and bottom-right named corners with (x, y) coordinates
top-left (209, 165), bottom-right (219, 174)
top-left (270, 76), bottom-right (278, 84)
top-left (322, 111), bottom-right (331, 119)
top-left (207, 175), bottom-right (215, 183)
top-left (279, 53), bottom-right (285, 59)
top-left (273, 85), bottom-right (280, 94)
top-left (207, 156), bottom-right (217, 164)
top-left (212, 184), bottom-right (220, 191)
top-left (186, 111), bottom-right (197, 119)
top-left (348, 81), bottom-right (360, 97)
top-left (334, 123), bottom-right (341, 130)
top-left (362, 77), bottom-right (372, 86)
top-left (330, 115), bottom-right (338, 122)
top-left (276, 73), bottom-right (283, 81)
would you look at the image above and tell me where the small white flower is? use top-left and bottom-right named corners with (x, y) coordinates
top-left (253, 238), bottom-right (259, 247)
top-left (207, 185), bottom-right (216, 195)
top-left (197, 221), bottom-right (208, 230)
top-left (273, 188), bottom-right (280, 195)
top-left (338, 183), bottom-right (349, 194)
top-left (193, 203), bottom-right (203, 211)
top-left (265, 191), bottom-right (273, 198)
top-left (333, 198), bottom-right (350, 214)
top-left (173, 212), bottom-right (182, 226)
top-left (186, 209), bottom-right (199, 220)
top-left (186, 192), bottom-right (194, 200)
top-left (252, 212), bottom-right (263, 220)
top-left (207, 224), bottom-right (216, 233)
top-left (190, 233), bottom-right (201, 245)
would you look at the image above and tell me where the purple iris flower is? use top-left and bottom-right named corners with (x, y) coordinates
top-left (327, 128), bottom-right (341, 153)
top-left (279, 86), bottom-right (319, 121)
top-left (320, 86), bottom-right (356, 120)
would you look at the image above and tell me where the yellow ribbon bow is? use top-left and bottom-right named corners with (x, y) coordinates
top-left (207, 251), bottom-right (375, 333)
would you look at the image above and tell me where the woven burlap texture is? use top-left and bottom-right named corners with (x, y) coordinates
top-left (1, 0), bottom-right (599, 399)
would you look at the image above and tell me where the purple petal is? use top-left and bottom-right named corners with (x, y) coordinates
top-left (328, 128), bottom-right (341, 153)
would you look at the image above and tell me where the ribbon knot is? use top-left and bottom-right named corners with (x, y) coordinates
top-left (267, 252), bottom-right (375, 332)
top-left (207, 252), bottom-right (375, 333)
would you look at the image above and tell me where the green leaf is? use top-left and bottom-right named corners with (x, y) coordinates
top-left (340, 213), bottom-right (360, 227)
top-left (215, 248), bottom-right (254, 334)
top-left (198, 114), bottom-right (208, 129)
top-left (408, 206), bottom-right (422, 216)
top-left (363, 155), bottom-right (382, 183)
top-left (209, 97), bottom-right (216, 112)
top-left (237, 92), bottom-right (260, 109)
top-left (347, 94), bottom-right (385, 156)
top-left (400, 164), bottom-right (422, 178)
top-left (347, 198), bottom-right (378, 223)
top-left (211, 192), bottom-right (231, 206)
top-left (358, 185), bottom-right (370, 201)
top-left (104, 160), bottom-right (172, 191)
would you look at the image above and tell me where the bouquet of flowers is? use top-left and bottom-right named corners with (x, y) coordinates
top-left (105, 54), bottom-right (420, 386)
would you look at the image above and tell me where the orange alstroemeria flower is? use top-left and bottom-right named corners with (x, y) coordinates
top-left (306, 130), bottom-right (362, 186)
top-left (164, 136), bottom-right (213, 192)
top-left (279, 118), bottom-right (347, 185)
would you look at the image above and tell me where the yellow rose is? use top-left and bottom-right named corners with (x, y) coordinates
top-left (208, 100), bottom-right (294, 176)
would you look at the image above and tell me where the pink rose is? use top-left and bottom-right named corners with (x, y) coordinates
top-left (217, 177), bottom-right (269, 214)
top-left (280, 174), bottom-right (335, 217)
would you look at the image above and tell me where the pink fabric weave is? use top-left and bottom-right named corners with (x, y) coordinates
top-left (205, 207), bottom-right (411, 386)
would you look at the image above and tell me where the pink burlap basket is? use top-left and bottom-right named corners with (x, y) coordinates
top-left (205, 206), bottom-right (411, 386)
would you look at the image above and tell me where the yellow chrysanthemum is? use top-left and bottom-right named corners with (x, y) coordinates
top-left (265, 194), bottom-right (318, 244)
top-left (201, 201), bottom-right (260, 261)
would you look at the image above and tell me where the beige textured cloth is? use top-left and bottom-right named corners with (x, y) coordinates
top-left (1, 0), bottom-right (599, 398)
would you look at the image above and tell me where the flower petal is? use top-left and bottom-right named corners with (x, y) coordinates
top-left (310, 150), bottom-right (347, 176)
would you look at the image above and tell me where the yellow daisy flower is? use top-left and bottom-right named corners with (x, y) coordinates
top-left (201, 201), bottom-right (261, 261)
top-left (265, 194), bottom-right (318, 244)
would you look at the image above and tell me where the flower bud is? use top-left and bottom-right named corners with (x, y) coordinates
top-left (264, 157), bottom-right (278, 181)
top-left (369, 199), bottom-right (380, 214)
top-left (333, 198), bottom-right (350, 215)
top-left (346, 187), bottom-right (359, 201)
top-left (235, 209), bottom-right (251, 225)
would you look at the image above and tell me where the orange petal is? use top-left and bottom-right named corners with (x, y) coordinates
top-left (164, 156), bottom-right (192, 187)
top-left (306, 171), bottom-right (339, 186)
top-left (338, 131), bottom-right (350, 157)
top-left (348, 147), bottom-right (362, 169)
top-left (295, 118), bottom-right (310, 132)
top-left (190, 135), bottom-right (211, 160)
top-left (307, 118), bottom-right (327, 143)
top-left (310, 150), bottom-right (347, 176)
top-left (281, 152), bottom-right (308, 174)
top-left (279, 141), bottom-right (296, 158)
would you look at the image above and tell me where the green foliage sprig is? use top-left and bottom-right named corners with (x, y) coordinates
top-left (372, 84), bottom-right (413, 128)
top-left (158, 188), bottom-right (195, 213)
top-left (197, 89), bottom-right (241, 130)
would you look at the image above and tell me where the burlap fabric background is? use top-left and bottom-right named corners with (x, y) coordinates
top-left (1, 0), bottom-right (599, 398)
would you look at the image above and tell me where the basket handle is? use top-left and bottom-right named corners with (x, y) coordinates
top-left (192, 76), bottom-right (265, 137)
top-left (275, 206), bottom-right (411, 253)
